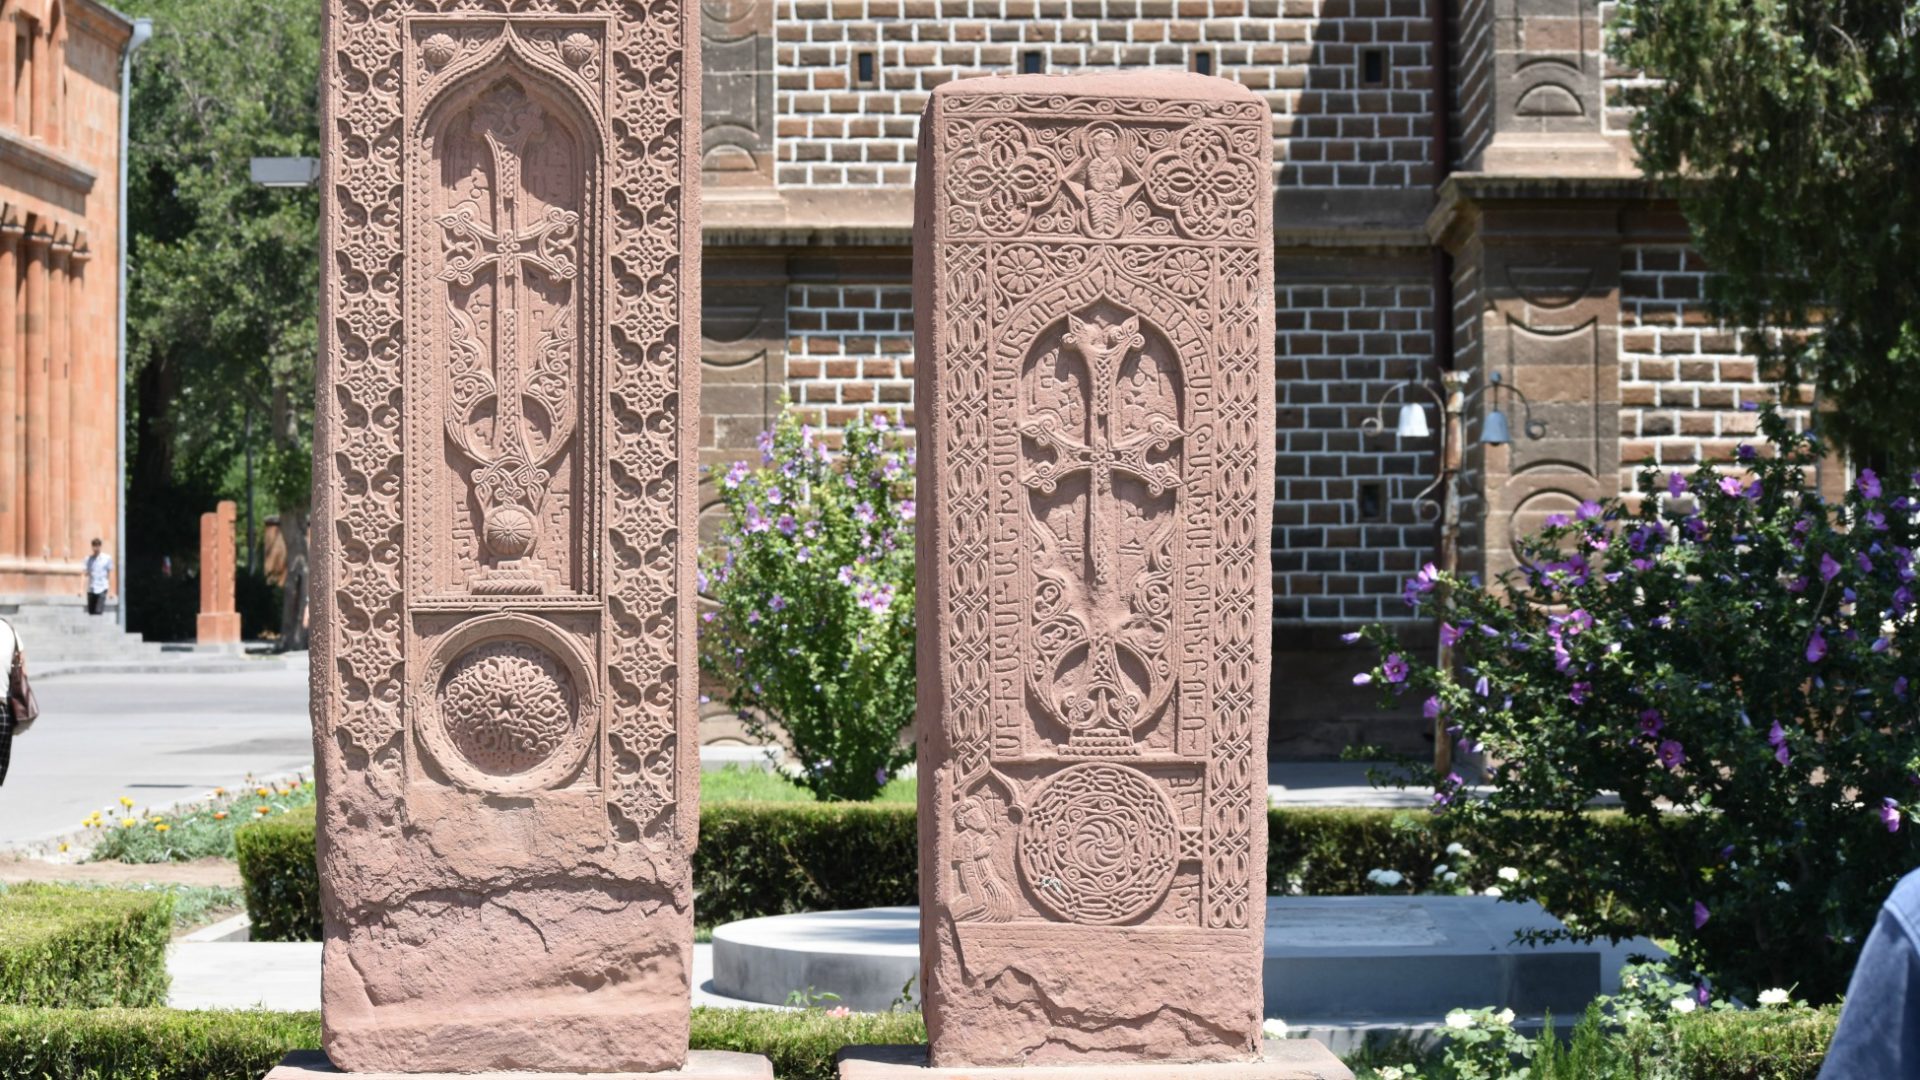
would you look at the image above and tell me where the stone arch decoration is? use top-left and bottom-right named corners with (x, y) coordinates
top-left (314, 0), bottom-right (702, 1071)
top-left (915, 74), bottom-right (1274, 1067)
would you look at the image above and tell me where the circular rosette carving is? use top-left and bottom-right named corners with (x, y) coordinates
top-left (417, 616), bottom-right (597, 794)
top-left (1143, 123), bottom-right (1260, 240)
top-left (1019, 763), bottom-right (1180, 924)
top-left (945, 120), bottom-right (1060, 234)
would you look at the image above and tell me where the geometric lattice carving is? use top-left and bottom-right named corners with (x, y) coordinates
top-left (439, 639), bottom-right (577, 777)
top-left (1019, 763), bottom-right (1180, 924)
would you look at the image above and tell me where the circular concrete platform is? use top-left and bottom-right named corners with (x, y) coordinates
top-left (711, 907), bottom-right (920, 1012)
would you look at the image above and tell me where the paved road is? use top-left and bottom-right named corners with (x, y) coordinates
top-left (0, 655), bottom-right (313, 847)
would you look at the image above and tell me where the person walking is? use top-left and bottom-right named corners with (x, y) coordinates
top-left (0, 618), bottom-right (35, 786)
top-left (82, 538), bottom-right (112, 616)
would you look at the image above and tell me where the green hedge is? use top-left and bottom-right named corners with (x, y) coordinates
top-left (0, 1007), bottom-right (920, 1080)
top-left (0, 884), bottom-right (172, 1008)
top-left (238, 801), bottom-right (1656, 940)
top-left (235, 806), bottom-right (321, 943)
top-left (0, 1005), bottom-right (1832, 1080)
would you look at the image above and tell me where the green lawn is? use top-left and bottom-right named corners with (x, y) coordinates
top-left (700, 765), bottom-right (916, 805)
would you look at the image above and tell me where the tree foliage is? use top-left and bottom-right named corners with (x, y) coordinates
top-left (1614, 0), bottom-right (1920, 463)
top-left (121, 0), bottom-right (319, 641)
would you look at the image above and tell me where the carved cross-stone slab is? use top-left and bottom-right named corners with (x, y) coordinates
top-left (313, 2), bottom-right (714, 1072)
top-left (910, 73), bottom-right (1278, 1069)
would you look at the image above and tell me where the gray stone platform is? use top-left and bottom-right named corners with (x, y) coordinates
top-left (266, 1050), bottom-right (772, 1079)
top-left (713, 897), bottom-right (1658, 1034)
top-left (838, 1042), bottom-right (1351, 1080)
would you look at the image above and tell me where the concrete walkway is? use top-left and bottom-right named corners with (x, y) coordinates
top-left (1267, 761), bottom-right (1434, 808)
top-left (0, 655), bottom-right (312, 848)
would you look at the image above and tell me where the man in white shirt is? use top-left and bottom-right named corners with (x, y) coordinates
top-left (83, 538), bottom-right (112, 616)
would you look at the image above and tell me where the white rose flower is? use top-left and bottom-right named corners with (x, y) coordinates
top-left (1446, 842), bottom-right (1470, 858)
top-left (1367, 869), bottom-right (1404, 888)
top-left (1776, 881), bottom-right (1792, 893)
top-left (1497, 866), bottom-right (1520, 883)
top-left (1758, 988), bottom-right (1791, 1007)
top-left (1483, 886), bottom-right (1503, 898)
top-left (1261, 1018), bottom-right (1289, 1039)
top-left (1669, 996), bottom-right (1697, 1014)
top-left (1495, 1008), bottom-right (1515, 1025)
top-left (1444, 1010), bottom-right (1474, 1030)
top-left (1433, 864), bottom-right (1450, 876)
top-left (1443, 871), bottom-right (1459, 883)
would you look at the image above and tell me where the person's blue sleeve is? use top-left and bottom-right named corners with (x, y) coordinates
top-left (1820, 869), bottom-right (1920, 1079)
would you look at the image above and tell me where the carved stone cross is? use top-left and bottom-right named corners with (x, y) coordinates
top-left (438, 83), bottom-right (580, 591)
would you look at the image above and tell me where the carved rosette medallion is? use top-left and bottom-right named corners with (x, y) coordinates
top-left (1018, 763), bottom-right (1179, 924)
top-left (414, 615), bottom-right (598, 795)
top-left (918, 76), bottom-right (1273, 1066)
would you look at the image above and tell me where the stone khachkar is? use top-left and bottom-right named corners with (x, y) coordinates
top-left (841, 74), bottom-right (1346, 1079)
top-left (280, 1), bottom-right (766, 1076)
top-left (197, 500), bottom-right (240, 645)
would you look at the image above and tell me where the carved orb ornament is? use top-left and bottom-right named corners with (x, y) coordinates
top-left (559, 31), bottom-right (596, 69)
top-left (417, 619), bottom-right (597, 794)
top-left (484, 504), bottom-right (540, 559)
top-left (422, 32), bottom-right (458, 72)
top-left (1019, 763), bottom-right (1180, 924)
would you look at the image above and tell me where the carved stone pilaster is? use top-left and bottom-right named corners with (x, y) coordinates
top-left (1468, 0), bottom-right (1630, 176)
top-left (700, 0), bottom-right (774, 188)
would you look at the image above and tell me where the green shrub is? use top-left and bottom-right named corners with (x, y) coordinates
top-left (691, 1006), bottom-right (925, 1080)
top-left (0, 1008), bottom-right (320, 1080)
top-left (235, 805), bottom-right (320, 942)
top-left (1357, 407), bottom-right (1920, 1002)
top-left (0, 884), bottom-right (172, 1008)
top-left (697, 802), bottom-right (919, 927)
top-left (699, 410), bottom-right (917, 801)
top-left (1618, 1005), bottom-right (1837, 1080)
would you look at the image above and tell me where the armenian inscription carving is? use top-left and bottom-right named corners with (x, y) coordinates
top-left (315, 0), bottom-right (701, 1071)
top-left (915, 74), bottom-right (1274, 1068)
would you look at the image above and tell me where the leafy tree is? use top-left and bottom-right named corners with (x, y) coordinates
top-left (1614, 0), bottom-right (1920, 464)
top-left (122, 0), bottom-right (319, 645)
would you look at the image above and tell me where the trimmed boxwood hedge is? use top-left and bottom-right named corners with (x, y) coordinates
top-left (0, 1007), bottom-right (923, 1080)
top-left (235, 806), bottom-right (321, 943)
top-left (237, 800), bottom-right (1657, 941)
top-left (0, 1005), bottom-right (1834, 1080)
top-left (0, 884), bottom-right (172, 1008)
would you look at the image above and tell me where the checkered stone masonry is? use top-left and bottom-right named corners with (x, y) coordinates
top-left (1273, 272), bottom-right (1436, 623)
top-left (773, 0), bottom-right (1436, 188)
top-left (785, 283), bottom-right (917, 433)
top-left (1616, 245), bottom-right (1813, 497)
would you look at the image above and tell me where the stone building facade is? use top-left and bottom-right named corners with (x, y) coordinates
top-left (0, 0), bottom-right (130, 597)
top-left (695, 0), bottom-right (1806, 755)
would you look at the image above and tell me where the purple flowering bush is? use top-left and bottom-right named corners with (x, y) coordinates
top-left (698, 411), bottom-right (916, 801)
top-left (1356, 407), bottom-right (1920, 1002)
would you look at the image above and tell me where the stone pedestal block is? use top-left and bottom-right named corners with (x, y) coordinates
top-left (265, 1050), bottom-right (774, 1080)
top-left (197, 500), bottom-right (239, 645)
top-left (837, 1043), bottom-right (1351, 1080)
top-left (913, 72), bottom-right (1275, 1070)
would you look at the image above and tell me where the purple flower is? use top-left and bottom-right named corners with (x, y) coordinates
top-left (1737, 444), bottom-right (1757, 462)
top-left (875, 766), bottom-right (891, 786)
top-left (1544, 513), bottom-right (1572, 528)
top-left (768, 594), bottom-right (787, 612)
top-left (1806, 628), bottom-right (1828, 663)
top-left (853, 501), bottom-right (876, 526)
top-left (1786, 576), bottom-right (1808, 593)
top-left (1440, 623), bottom-right (1466, 648)
top-left (777, 514), bottom-right (798, 536)
top-left (1859, 552), bottom-right (1876, 575)
top-left (1475, 674), bottom-right (1491, 697)
top-left (1382, 654), bottom-right (1410, 684)
top-left (1860, 468), bottom-right (1883, 499)
top-left (1578, 500), bottom-right (1603, 521)
top-left (724, 460), bottom-right (751, 488)
top-left (1767, 720), bottom-right (1790, 766)
top-left (1658, 739), bottom-right (1687, 770)
top-left (1869, 510), bottom-right (1888, 532)
top-left (1882, 798), bottom-right (1903, 834)
top-left (1403, 564), bottom-right (1441, 607)
top-left (744, 505), bottom-right (771, 534)
top-left (1553, 642), bottom-right (1573, 674)
top-left (1693, 901), bottom-right (1710, 930)
top-left (899, 499), bottom-right (917, 521)
top-left (1552, 609), bottom-right (1594, 636)
top-left (1668, 471), bottom-right (1687, 497)
top-left (1745, 479), bottom-right (1764, 501)
top-left (1821, 553), bottom-right (1842, 582)
top-left (1638, 709), bottom-right (1665, 738)
top-left (1341, 631), bottom-right (1363, 644)
top-left (1719, 476), bottom-right (1743, 497)
top-left (1900, 677), bottom-right (1912, 700)
top-left (1874, 636), bottom-right (1892, 653)
top-left (1353, 672), bottom-right (1374, 686)
top-left (1685, 516), bottom-right (1708, 541)
top-left (1569, 682), bottom-right (1591, 705)
top-left (1423, 696), bottom-right (1444, 720)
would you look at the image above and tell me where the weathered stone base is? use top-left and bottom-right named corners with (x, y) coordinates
top-left (195, 610), bottom-right (240, 644)
top-left (265, 1049), bottom-right (774, 1079)
top-left (836, 1042), bottom-right (1352, 1080)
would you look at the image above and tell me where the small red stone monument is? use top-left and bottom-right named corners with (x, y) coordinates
top-left (840, 73), bottom-right (1348, 1079)
top-left (195, 500), bottom-right (239, 645)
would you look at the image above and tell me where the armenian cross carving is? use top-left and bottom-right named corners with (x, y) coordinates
top-left (1021, 309), bottom-right (1182, 753)
top-left (439, 83), bottom-right (581, 595)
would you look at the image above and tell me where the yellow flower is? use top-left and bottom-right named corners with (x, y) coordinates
top-left (119, 817), bottom-right (135, 828)
top-left (57, 842), bottom-right (68, 852)
top-left (118, 796), bottom-right (134, 808)
top-left (154, 823), bottom-right (170, 833)
top-left (255, 787), bottom-right (270, 797)
top-left (213, 787), bottom-right (226, 796)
